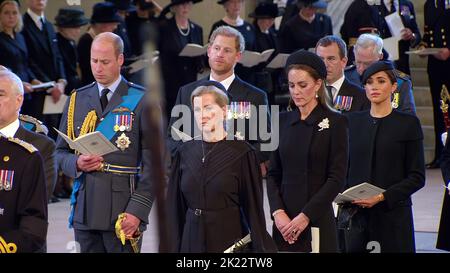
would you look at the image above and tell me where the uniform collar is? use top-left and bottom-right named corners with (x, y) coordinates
top-left (97, 76), bottom-right (122, 98)
top-left (0, 119), bottom-right (20, 138)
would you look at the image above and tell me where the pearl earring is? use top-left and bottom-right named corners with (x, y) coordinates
top-left (315, 93), bottom-right (319, 98)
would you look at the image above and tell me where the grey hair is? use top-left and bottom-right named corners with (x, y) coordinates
top-left (209, 26), bottom-right (245, 53)
top-left (354, 33), bottom-right (383, 56)
top-left (0, 70), bottom-right (24, 96)
top-left (93, 32), bottom-right (124, 57)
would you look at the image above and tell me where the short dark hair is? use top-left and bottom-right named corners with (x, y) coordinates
top-left (316, 35), bottom-right (347, 59)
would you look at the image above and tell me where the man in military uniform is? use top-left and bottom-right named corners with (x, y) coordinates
top-left (0, 70), bottom-right (56, 203)
top-left (56, 32), bottom-right (153, 253)
top-left (419, 0), bottom-right (450, 168)
top-left (315, 35), bottom-right (370, 113)
top-left (345, 33), bottom-right (416, 114)
top-left (341, 0), bottom-right (420, 75)
top-left (0, 135), bottom-right (47, 253)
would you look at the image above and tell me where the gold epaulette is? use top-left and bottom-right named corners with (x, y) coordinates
top-left (395, 69), bottom-right (410, 80)
top-left (19, 114), bottom-right (49, 135)
top-left (0, 236), bottom-right (17, 253)
top-left (7, 138), bottom-right (38, 153)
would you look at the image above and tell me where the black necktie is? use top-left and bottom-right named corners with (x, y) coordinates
top-left (100, 88), bottom-right (110, 112)
top-left (326, 85), bottom-right (334, 100)
top-left (40, 17), bottom-right (46, 32)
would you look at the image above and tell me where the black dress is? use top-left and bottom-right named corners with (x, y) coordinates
top-left (267, 104), bottom-right (349, 252)
top-left (167, 139), bottom-right (276, 253)
top-left (158, 17), bottom-right (203, 119)
top-left (344, 110), bottom-right (425, 252)
top-left (0, 31), bottom-right (35, 83)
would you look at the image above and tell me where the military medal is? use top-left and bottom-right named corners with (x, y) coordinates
top-left (245, 102), bottom-right (251, 119)
top-left (440, 85), bottom-right (450, 129)
top-left (238, 102), bottom-right (245, 119)
top-left (391, 93), bottom-right (400, 109)
top-left (113, 107), bottom-right (134, 133)
top-left (0, 169), bottom-right (14, 191)
top-left (226, 105), bottom-right (233, 120)
top-left (232, 102), bottom-right (238, 119)
top-left (116, 133), bottom-right (131, 151)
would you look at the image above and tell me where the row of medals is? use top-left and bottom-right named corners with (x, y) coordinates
top-left (114, 114), bottom-right (132, 151)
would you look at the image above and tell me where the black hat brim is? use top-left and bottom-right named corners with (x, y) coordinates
top-left (160, 0), bottom-right (202, 19)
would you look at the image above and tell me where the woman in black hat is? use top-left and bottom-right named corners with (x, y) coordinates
top-left (342, 61), bottom-right (425, 252)
top-left (266, 50), bottom-right (348, 252)
top-left (0, 0), bottom-right (40, 94)
top-left (249, 2), bottom-right (280, 105)
top-left (157, 0), bottom-right (203, 120)
top-left (77, 2), bottom-right (122, 86)
top-left (209, 0), bottom-right (255, 83)
top-left (55, 8), bottom-right (89, 95)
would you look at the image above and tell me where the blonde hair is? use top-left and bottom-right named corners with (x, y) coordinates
top-left (190, 85), bottom-right (229, 108)
top-left (0, 0), bottom-right (23, 33)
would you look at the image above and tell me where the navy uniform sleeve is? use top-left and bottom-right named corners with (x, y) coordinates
top-left (125, 97), bottom-right (155, 224)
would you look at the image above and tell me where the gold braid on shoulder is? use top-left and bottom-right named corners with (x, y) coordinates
top-left (0, 236), bottom-right (17, 253)
top-left (67, 92), bottom-right (98, 141)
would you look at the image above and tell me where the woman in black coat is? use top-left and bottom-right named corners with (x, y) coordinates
top-left (267, 50), bottom-right (349, 253)
top-left (0, 0), bottom-right (38, 93)
top-left (343, 61), bottom-right (425, 252)
top-left (167, 84), bottom-right (276, 253)
top-left (158, 0), bottom-right (203, 120)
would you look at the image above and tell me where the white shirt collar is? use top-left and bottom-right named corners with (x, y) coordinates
top-left (97, 76), bottom-right (122, 99)
top-left (27, 8), bottom-right (45, 30)
top-left (0, 119), bottom-right (20, 138)
top-left (328, 74), bottom-right (346, 100)
top-left (209, 73), bottom-right (235, 91)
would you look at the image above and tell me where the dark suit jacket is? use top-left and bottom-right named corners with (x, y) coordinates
top-left (14, 125), bottom-right (56, 200)
top-left (267, 105), bottom-right (349, 252)
top-left (437, 129), bottom-right (450, 251)
top-left (0, 32), bottom-right (36, 82)
top-left (346, 110), bottom-right (425, 252)
top-left (21, 13), bottom-right (66, 120)
top-left (22, 13), bottom-right (65, 82)
top-left (335, 78), bottom-right (370, 113)
top-left (56, 78), bottom-right (154, 231)
top-left (167, 76), bottom-right (271, 162)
